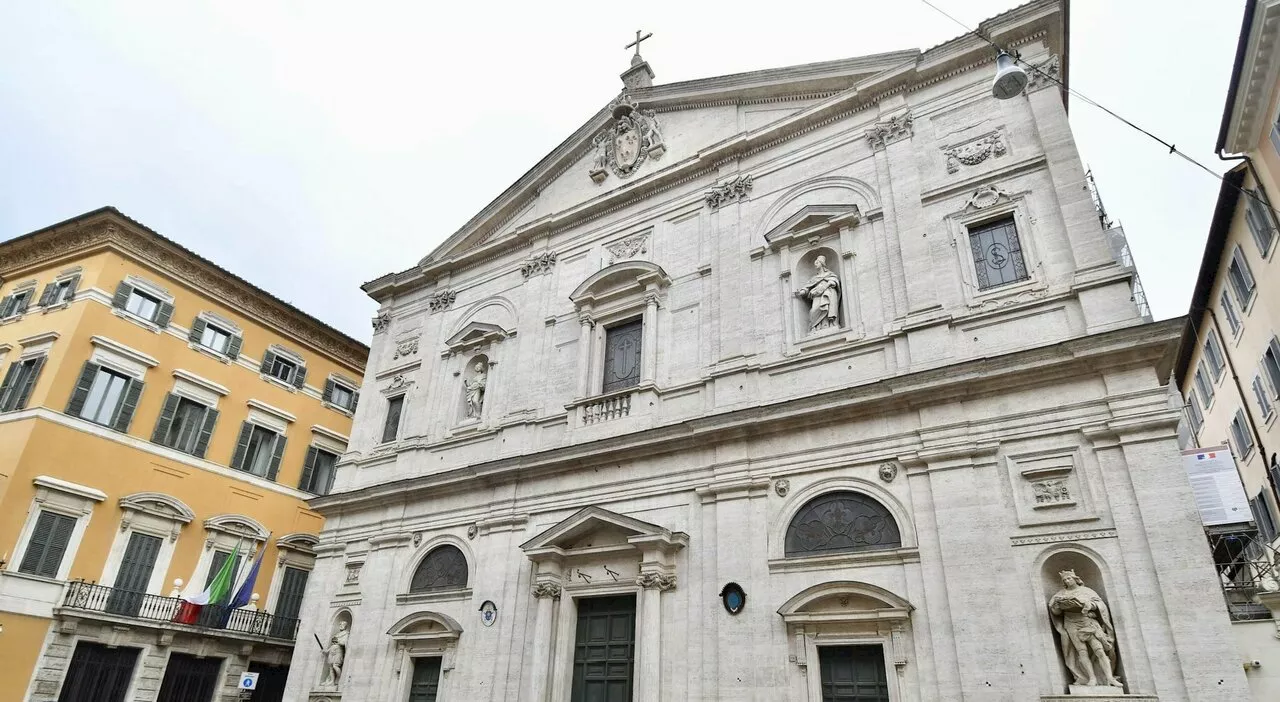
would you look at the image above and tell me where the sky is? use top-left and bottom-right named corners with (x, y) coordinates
top-left (0, 1), bottom-right (1244, 341)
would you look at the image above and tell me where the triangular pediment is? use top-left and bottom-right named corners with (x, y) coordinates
top-left (764, 204), bottom-right (862, 247)
top-left (444, 321), bottom-right (513, 352)
top-left (521, 506), bottom-right (686, 553)
top-left (358, 0), bottom-right (1064, 304)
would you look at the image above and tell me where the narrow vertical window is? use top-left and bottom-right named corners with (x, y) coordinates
top-left (1230, 409), bottom-right (1255, 459)
top-left (382, 395), bottom-right (404, 443)
top-left (968, 216), bottom-right (1029, 290)
top-left (1204, 330), bottom-right (1227, 380)
top-left (1186, 391), bottom-right (1204, 435)
top-left (602, 319), bottom-right (643, 393)
top-left (1221, 291), bottom-right (1242, 335)
top-left (1228, 246), bottom-right (1257, 306)
top-left (1253, 376), bottom-right (1274, 419)
top-left (1194, 363), bottom-right (1215, 406)
top-left (1245, 189), bottom-right (1277, 256)
top-left (0, 355), bottom-right (46, 412)
top-left (18, 510), bottom-right (77, 578)
top-left (1262, 337), bottom-right (1280, 398)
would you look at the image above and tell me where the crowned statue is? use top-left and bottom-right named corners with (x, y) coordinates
top-left (1048, 569), bottom-right (1122, 690)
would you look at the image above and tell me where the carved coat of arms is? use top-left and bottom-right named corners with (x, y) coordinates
top-left (590, 94), bottom-right (666, 183)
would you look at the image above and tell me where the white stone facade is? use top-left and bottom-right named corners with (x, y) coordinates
top-left (286, 2), bottom-right (1252, 700)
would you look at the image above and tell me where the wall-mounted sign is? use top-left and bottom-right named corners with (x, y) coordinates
top-left (719, 583), bottom-right (746, 615)
top-left (480, 600), bottom-right (498, 627)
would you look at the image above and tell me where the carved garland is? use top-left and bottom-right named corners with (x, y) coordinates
top-left (520, 251), bottom-right (558, 279)
top-left (0, 220), bottom-right (367, 362)
top-left (705, 174), bottom-right (753, 209)
top-left (865, 113), bottom-right (913, 150)
top-left (427, 289), bottom-right (457, 314)
top-left (393, 338), bottom-right (419, 360)
top-left (605, 232), bottom-right (649, 263)
top-left (942, 130), bottom-right (1007, 174)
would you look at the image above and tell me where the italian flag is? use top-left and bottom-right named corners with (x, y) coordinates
top-left (173, 541), bottom-right (241, 624)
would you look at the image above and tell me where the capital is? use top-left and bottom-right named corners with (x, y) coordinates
top-left (531, 582), bottom-right (562, 599)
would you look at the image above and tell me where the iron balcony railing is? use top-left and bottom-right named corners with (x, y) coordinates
top-left (62, 580), bottom-right (299, 641)
top-left (1207, 526), bottom-right (1280, 621)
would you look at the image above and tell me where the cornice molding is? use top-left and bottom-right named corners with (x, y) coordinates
top-left (0, 213), bottom-right (368, 366)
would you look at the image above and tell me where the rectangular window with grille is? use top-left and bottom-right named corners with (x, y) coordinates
top-left (1221, 291), bottom-right (1242, 335)
top-left (382, 396), bottom-right (404, 443)
top-left (1186, 391), bottom-right (1204, 435)
top-left (18, 510), bottom-right (76, 578)
top-left (1204, 330), bottom-right (1227, 380)
top-left (1245, 189), bottom-right (1277, 256)
top-left (1228, 246), bottom-right (1257, 306)
top-left (1230, 409), bottom-right (1255, 460)
top-left (968, 216), bottom-right (1029, 290)
top-left (1194, 363), bottom-right (1215, 407)
top-left (602, 319), bottom-right (643, 393)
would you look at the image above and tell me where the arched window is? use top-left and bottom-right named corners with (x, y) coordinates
top-left (785, 491), bottom-right (901, 557)
top-left (409, 545), bottom-right (468, 592)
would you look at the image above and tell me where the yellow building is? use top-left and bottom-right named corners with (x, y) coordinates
top-left (0, 208), bottom-right (367, 702)
top-left (1174, 1), bottom-right (1280, 698)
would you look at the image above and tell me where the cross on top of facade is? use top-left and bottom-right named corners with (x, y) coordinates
top-left (626, 30), bottom-right (653, 59)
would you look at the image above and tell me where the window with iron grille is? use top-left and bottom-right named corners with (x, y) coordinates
top-left (1230, 409), bottom-right (1255, 460)
top-left (1221, 291), bottom-right (1242, 335)
top-left (1204, 330), bottom-right (1227, 380)
top-left (968, 216), bottom-right (1029, 290)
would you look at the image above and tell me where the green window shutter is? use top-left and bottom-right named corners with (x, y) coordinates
top-left (13, 292), bottom-right (31, 316)
top-left (267, 434), bottom-right (287, 482)
top-left (19, 511), bottom-right (75, 578)
top-left (324, 457), bottom-right (338, 494)
top-left (66, 362), bottom-right (101, 416)
top-left (151, 393), bottom-right (182, 444)
top-left (112, 377), bottom-right (144, 433)
top-left (0, 294), bottom-right (13, 318)
top-left (11, 357), bottom-right (46, 411)
top-left (322, 379), bottom-right (335, 403)
top-left (226, 334), bottom-right (243, 360)
top-left (188, 317), bottom-right (206, 344)
top-left (351, 391), bottom-right (360, 412)
top-left (193, 407), bottom-right (219, 458)
top-left (230, 421), bottom-right (254, 470)
top-left (0, 362), bottom-right (20, 409)
top-left (259, 350), bottom-right (277, 374)
top-left (292, 364), bottom-right (308, 389)
top-left (112, 282), bottom-right (132, 309)
top-left (38, 283), bottom-right (58, 307)
top-left (298, 446), bottom-right (319, 491)
top-left (63, 274), bottom-right (80, 300)
top-left (154, 301), bottom-right (174, 328)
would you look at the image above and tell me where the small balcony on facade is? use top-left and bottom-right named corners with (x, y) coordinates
top-left (58, 580), bottom-right (300, 643)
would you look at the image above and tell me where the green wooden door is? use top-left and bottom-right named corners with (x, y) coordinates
top-left (269, 566), bottom-right (309, 639)
top-left (408, 657), bottom-right (442, 702)
top-left (570, 595), bottom-right (636, 702)
top-left (106, 532), bottom-right (161, 616)
top-left (818, 645), bottom-right (890, 702)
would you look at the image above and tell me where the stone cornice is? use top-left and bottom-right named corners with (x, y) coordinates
top-left (313, 317), bottom-right (1181, 513)
top-left (0, 208), bottom-right (368, 367)
top-left (1222, 0), bottom-right (1280, 153)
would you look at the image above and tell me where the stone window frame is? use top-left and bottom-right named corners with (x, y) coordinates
top-left (397, 535), bottom-right (475, 605)
top-left (321, 373), bottom-right (360, 415)
top-left (187, 310), bottom-right (243, 364)
top-left (0, 337), bottom-right (52, 413)
top-left (190, 514), bottom-right (270, 590)
top-left (112, 274), bottom-right (175, 333)
top-left (567, 261), bottom-right (671, 400)
top-left (38, 268), bottom-right (83, 313)
top-left (264, 533), bottom-right (318, 615)
top-left (8, 476), bottom-right (106, 581)
top-left (99, 493), bottom-right (194, 595)
top-left (778, 581), bottom-right (912, 702)
top-left (946, 189), bottom-right (1047, 308)
top-left (387, 611), bottom-right (464, 700)
top-left (768, 477), bottom-right (917, 573)
top-left (259, 343), bottom-right (308, 392)
top-left (0, 279), bottom-right (38, 322)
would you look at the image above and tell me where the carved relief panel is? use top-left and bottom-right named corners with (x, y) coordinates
top-left (1005, 447), bottom-right (1096, 527)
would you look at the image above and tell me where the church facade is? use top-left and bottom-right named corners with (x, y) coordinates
top-left (286, 2), bottom-right (1251, 700)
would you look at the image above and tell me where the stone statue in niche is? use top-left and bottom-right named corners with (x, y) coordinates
top-left (795, 255), bottom-right (841, 332)
top-left (465, 362), bottom-right (487, 418)
top-left (1048, 570), bottom-right (1123, 690)
top-left (319, 619), bottom-right (349, 688)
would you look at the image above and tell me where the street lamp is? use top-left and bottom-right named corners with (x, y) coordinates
top-left (992, 51), bottom-right (1028, 100)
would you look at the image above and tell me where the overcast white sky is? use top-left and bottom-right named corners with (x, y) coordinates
top-left (0, 1), bottom-right (1243, 340)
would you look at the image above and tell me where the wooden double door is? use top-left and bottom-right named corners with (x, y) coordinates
top-left (570, 594), bottom-right (637, 702)
top-left (817, 645), bottom-right (890, 702)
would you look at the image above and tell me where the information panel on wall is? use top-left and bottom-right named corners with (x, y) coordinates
top-left (1182, 446), bottom-right (1252, 526)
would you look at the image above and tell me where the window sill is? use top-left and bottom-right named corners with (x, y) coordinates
top-left (260, 374), bottom-right (299, 393)
top-left (767, 547), bottom-right (920, 573)
top-left (112, 307), bottom-right (163, 333)
top-left (40, 301), bottom-right (71, 315)
top-left (0, 314), bottom-right (25, 326)
top-left (188, 342), bottom-right (234, 364)
top-left (395, 588), bottom-right (472, 605)
top-left (322, 401), bottom-right (354, 417)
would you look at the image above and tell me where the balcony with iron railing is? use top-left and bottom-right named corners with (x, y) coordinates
top-left (59, 580), bottom-right (299, 642)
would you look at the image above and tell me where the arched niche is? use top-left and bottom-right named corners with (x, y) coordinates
top-left (1039, 548), bottom-right (1127, 693)
top-left (792, 246), bottom-right (845, 337)
top-left (459, 353), bottom-right (490, 422)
